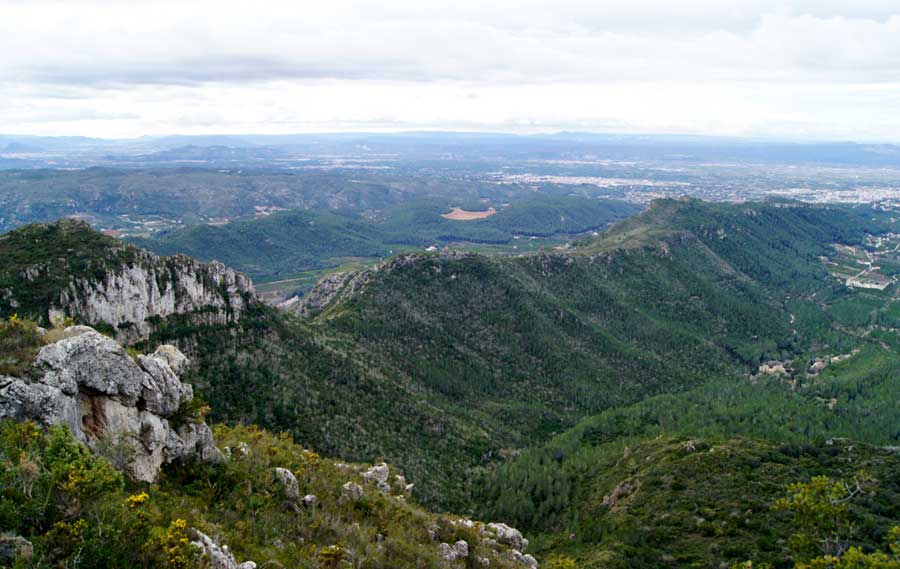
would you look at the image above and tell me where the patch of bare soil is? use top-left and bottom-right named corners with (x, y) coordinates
top-left (440, 207), bottom-right (497, 221)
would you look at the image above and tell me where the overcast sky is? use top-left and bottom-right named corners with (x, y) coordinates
top-left (2, 0), bottom-right (900, 140)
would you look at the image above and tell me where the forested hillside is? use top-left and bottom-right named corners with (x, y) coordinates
top-left (4, 198), bottom-right (900, 568)
top-left (132, 196), bottom-right (639, 281)
top-left (479, 436), bottom-right (900, 568)
top-left (175, 199), bottom-right (894, 509)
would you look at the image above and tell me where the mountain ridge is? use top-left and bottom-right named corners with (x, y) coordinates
top-left (0, 218), bottom-right (257, 343)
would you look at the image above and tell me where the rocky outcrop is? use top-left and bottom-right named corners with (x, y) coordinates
top-left (0, 326), bottom-right (220, 482)
top-left (0, 218), bottom-right (257, 344)
top-left (48, 253), bottom-right (255, 344)
top-left (274, 467), bottom-right (300, 500)
top-left (362, 462), bottom-right (391, 493)
top-left (439, 540), bottom-right (470, 562)
top-left (342, 481), bottom-right (364, 501)
top-left (286, 270), bottom-right (373, 317)
top-left (509, 549), bottom-right (539, 568)
top-left (440, 518), bottom-right (537, 567)
top-left (189, 529), bottom-right (257, 569)
top-left (486, 523), bottom-right (529, 552)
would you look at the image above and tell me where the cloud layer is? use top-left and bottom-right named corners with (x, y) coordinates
top-left (2, 0), bottom-right (900, 139)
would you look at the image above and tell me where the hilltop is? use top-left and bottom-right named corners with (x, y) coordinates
top-left (0, 219), bottom-right (256, 343)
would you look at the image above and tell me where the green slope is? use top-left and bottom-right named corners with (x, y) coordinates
top-left (131, 209), bottom-right (393, 279)
top-left (131, 196), bottom-right (640, 280)
top-left (479, 435), bottom-right (900, 568)
top-left (0, 418), bottom-right (532, 569)
top-left (170, 199), bottom-right (894, 511)
top-left (4, 198), bottom-right (899, 528)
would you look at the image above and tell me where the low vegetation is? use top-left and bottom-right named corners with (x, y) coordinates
top-left (0, 419), bottom-right (527, 568)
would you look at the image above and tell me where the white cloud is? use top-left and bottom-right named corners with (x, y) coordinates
top-left (1, 0), bottom-right (900, 139)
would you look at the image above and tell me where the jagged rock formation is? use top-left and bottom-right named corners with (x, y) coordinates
top-left (283, 270), bottom-right (372, 317)
top-left (0, 325), bottom-right (220, 482)
top-left (48, 253), bottom-right (255, 344)
top-left (0, 218), bottom-right (257, 344)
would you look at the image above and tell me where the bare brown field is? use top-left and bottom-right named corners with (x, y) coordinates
top-left (440, 207), bottom-right (497, 221)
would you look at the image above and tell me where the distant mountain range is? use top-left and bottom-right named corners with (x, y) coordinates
top-left (2, 131), bottom-right (900, 168)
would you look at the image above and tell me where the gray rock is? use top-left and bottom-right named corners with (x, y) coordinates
top-left (486, 523), bottom-right (529, 552)
top-left (438, 540), bottom-right (470, 562)
top-left (0, 327), bottom-right (219, 482)
top-left (189, 529), bottom-right (256, 569)
top-left (138, 351), bottom-right (192, 416)
top-left (438, 542), bottom-right (456, 562)
top-left (301, 494), bottom-right (318, 508)
top-left (509, 550), bottom-right (539, 568)
top-left (33, 329), bottom-right (144, 402)
top-left (394, 473), bottom-right (414, 496)
top-left (274, 467), bottom-right (300, 501)
top-left (41, 247), bottom-right (256, 344)
top-left (363, 462), bottom-right (391, 493)
top-left (342, 481), bottom-right (364, 501)
top-left (0, 536), bottom-right (33, 565)
top-left (151, 344), bottom-right (190, 375)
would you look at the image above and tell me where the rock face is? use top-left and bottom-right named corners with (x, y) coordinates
top-left (0, 218), bottom-right (256, 344)
top-left (288, 270), bottom-right (373, 318)
top-left (0, 326), bottom-right (219, 482)
top-left (47, 253), bottom-right (255, 344)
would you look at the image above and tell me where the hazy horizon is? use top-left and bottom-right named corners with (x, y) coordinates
top-left (2, 130), bottom-right (899, 147)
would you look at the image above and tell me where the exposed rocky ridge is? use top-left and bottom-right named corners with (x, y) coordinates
top-left (49, 252), bottom-right (255, 343)
top-left (0, 218), bottom-right (257, 344)
top-left (291, 229), bottom-right (731, 321)
top-left (0, 325), bottom-right (220, 482)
